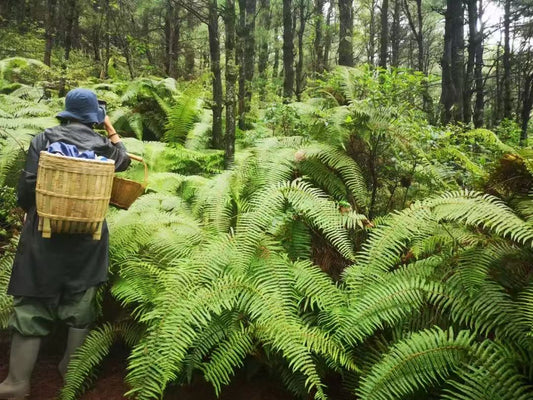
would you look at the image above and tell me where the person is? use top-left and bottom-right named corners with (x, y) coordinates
top-left (0, 88), bottom-right (131, 399)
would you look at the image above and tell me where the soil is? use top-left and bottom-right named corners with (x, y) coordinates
top-left (0, 337), bottom-right (297, 400)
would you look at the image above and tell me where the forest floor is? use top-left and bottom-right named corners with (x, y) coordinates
top-left (0, 337), bottom-right (296, 400)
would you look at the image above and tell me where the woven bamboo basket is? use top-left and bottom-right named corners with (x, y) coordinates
top-left (36, 151), bottom-right (115, 240)
top-left (109, 153), bottom-right (147, 210)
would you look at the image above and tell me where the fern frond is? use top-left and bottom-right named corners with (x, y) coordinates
top-left (357, 327), bottom-right (474, 400)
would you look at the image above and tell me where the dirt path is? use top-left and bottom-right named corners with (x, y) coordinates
top-left (0, 342), bottom-right (296, 400)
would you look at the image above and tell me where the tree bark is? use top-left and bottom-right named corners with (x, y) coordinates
top-left (295, 0), bottom-right (306, 100)
top-left (208, 0), bottom-right (224, 149)
top-left (378, 0), bottom-right (389, 68)
top-left (338, 0), bottom-right (354, 66)
top-left (44, 0), bottom-right (57, 66)
top-left (164, 0), bottom-right (180, 78)
top-left (225, 0), bottom-right (237, 167)
top-left (273, 25), bottom-right (280, 78)
top-left (520, 74), bottom-right (533, 146)
top-left (313, 0), bottom-right (325, 74)
top-left (390, 0), bottom-right (401, 67)
top-left (237, 0), bottom-right (256, 129)
top-left (184, 12), bottom-right (196, 78)
top-left (237, 0), bottom-right (246, 129)
top-left (502, 0), bottom-right (512, 120)
top-left (283, 0), bottom-right (295, 99)
top-left (64, 0), bottom-right (78, 61)
top-left (473, 0), bottom-right (484, 127)
top-left (463, 0), bottom-right (477, 124)
top-left (368, 0), bottom-right (376, 65)
top-left (323, 2), bottom-right (332, 70)
top-left (258, 0), bottom-right (271, 99)
top-left (440, 0), bottom-right (464, 124)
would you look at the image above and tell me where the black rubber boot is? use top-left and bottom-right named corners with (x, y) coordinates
top-left (0, 332), bottom-right (41, 400)
top-left (58, 327), bottom-right (89, 379)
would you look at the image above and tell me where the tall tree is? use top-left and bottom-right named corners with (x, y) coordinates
top-left (502, 0), bottom-right (512, 120)
top-left (164, 0), bottom-right (180, 78)
top-left (208, 0), bottom-right (224, 149)
top-left (464, 0), bottom-right (484, 125)
top-left (520, 71), bottom-right (533, 145)
top-left (313, 0), bottom-right (325, 74)
top-left (283, 0), bottom-right (295, 99)
top-left (295, 0), bottom-right (308, 100)
top-left (390, 0), bottom-right (401, 67)
top-left (323, 1), bottom-right (333, 69)
top-left (440, 0), bottom-right (464, 124)
top-left (225, 0), bottom-right (237, 167)
top-left (44, 0), bottom-right (57, 66)
top-left (379, 0), bottom-right (389, 68)
top-left (63, 0), bottom-right (79, 61)
top-left (257, 0), bottom-right (271, 99)
top-left (473, 0), bottom-right (484, 127)
top-left (404, 0), bottom-right (432, 119)
top-left (237, 0), bottom-right (256, 129)
top-left (338, 0), bottom-right (354, 66)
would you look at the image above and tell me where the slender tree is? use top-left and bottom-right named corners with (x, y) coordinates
top-left (323, 1), bottom-right (332, 69)
top-left (473, 0), bottom-right (484, 127)
top-left (502, 0), bottom-right (512, 120)
top-left (208, 0), bottom-right (224, 149)
top-left (440, 0), bottom-right (464, 124)
top-left (44, 0), bottom-right (57, 66)
top-left (313, 0), bottom-right (325, 74)
top-left (379, 0), bottom-right (389, 68)
top-left (283, 0), bottom-right (295, 99)
top-left (225, 0), bottom-right (237, 166)
top-left (390, 0), bottom-right (401, 67)
top-left (295, 0), bottom-right (308, 100)
top-left (338, 0), bottom-right (354, 66)
top-left (164, 0), bottom-right (180, 78)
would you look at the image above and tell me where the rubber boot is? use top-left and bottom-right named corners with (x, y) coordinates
top-left (0, 332), bottom-right (41, 400)
top-left (58, 327), bottom-right (89, 379)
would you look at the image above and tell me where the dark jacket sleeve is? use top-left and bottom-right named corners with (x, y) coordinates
top-left (17, 134), bottom-right (46, 212)
top-left (94, 139), bottom-right (131, 172)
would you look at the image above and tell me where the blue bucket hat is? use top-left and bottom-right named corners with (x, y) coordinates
top-left (56, 88), bottom-right (106, 124)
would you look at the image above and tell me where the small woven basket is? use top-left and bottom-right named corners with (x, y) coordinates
top-left (36, 151), bottom-right (115, 240)
top-left (110, 153), bottom-right (147, 210)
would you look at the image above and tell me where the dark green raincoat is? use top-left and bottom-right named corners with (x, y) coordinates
top-left (9, 122), bottom-right (130, 298)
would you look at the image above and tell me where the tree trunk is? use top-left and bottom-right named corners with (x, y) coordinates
top-left (225, 0), bottom-right (237, 167)
top-left (323, 2), bottom-right (332, 70)
top-left (64, 0), bottom-right (78, 61)
top-left (283, 0), bottom-right (295, 100)
top-left (463, 0), bottom-right (477, 124)
top-left (238, 0), bottom-right (256, 129)
top-left (473, 0), bottom-right (484, 127)
top-left (237, 0), bottom-right (246, 129)
top-left (43, 0), bottom-right (57, 66)
top-left (338, 0), bottom-right (354, 66)
top-left (273, 26), bottom-right (280, 78)
top-left (440, 0), bottom-right (464, 124)
top-left (502, 0), bottom-right (512, 120)
top-left (164, 0), bottom-right (180, 78)
top-left (378, 0), bottom-right (389, 68)
top-left (184, 12), bottom-right (196, 78)
top-left (314, 0), bottom-right (325, 74)
top-left (258, 0), bottom-right (271, 99)
top-left (208, 0), bottom-right (224, 149)
top-left (390, 0), bottom-right (401, 67)
top-left (520, 74), bottom-right (533, 146)
top-left (404, 0), bottom-right (432, 120)
top-left (368, 0), bottom-right (376, 65)
top-left (295, 0), bottom-right (306, 100)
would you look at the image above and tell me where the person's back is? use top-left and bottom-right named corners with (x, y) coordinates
top-left (0, 88), bottom-right (130, 399)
